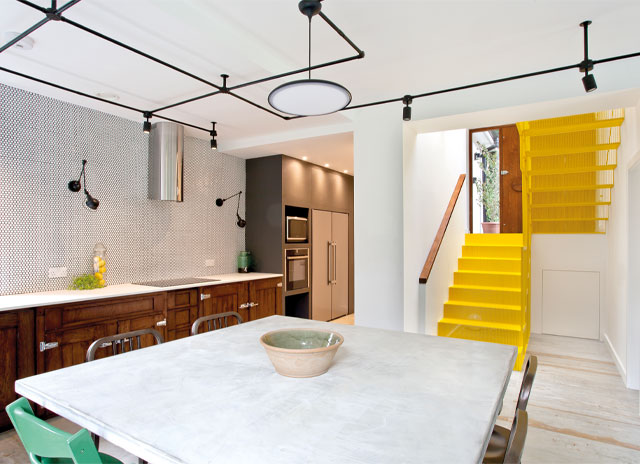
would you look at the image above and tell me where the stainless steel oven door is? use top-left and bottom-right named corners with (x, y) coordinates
top-left (285, 249), bottom-right (310, 292)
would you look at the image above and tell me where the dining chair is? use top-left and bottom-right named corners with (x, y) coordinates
top-left (483, 409), bottom-right (528, 464)
top-left (86, 328), bottom-right (164, 362)
top-left (5, 397), bottom-right (123, 464)
top-left (484, 355), bottom-right (537, 463)
top-left (86, 328), bottom-right (164, 464)
top-left (191, 311), bottom-right (243, 336)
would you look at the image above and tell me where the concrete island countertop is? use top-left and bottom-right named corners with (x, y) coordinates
top-left (0, 273), bottom-right (283, 313)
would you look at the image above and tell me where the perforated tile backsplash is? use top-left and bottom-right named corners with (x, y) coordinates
top-left (0, 84), bottom-right (245, 295)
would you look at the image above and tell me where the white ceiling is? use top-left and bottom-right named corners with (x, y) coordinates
top-left (2, 0), bottom-right (640, 173)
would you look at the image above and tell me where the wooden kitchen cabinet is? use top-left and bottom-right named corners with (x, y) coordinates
top-left (166, 288), bottom-right (198, 341)
top-left (198, 278), bottom-right (282, 326)
top-left (36, 293), bottom-right (166, 373)
top-left (0, 310), bottom-right (35, 431)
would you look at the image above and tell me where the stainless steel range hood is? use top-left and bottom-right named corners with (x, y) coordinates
top-left (148, 121), bottom-right (184, 201)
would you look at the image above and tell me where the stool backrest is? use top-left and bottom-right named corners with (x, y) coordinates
top-left (516, 355), bottom-right (538, 411)
top-left (191, 311), bottom-right (243, 336)
top-left (86, 328), bottom-right (164, 362)
top-left (6, 397), bottom-right (103, 464)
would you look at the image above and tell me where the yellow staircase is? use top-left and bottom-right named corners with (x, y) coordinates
top-left (518, 109), bottom-right (624, 234)
top-left (438, 233), bottom-right (529, 370)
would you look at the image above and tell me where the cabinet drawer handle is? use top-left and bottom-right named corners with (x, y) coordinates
top-left (156, 319), bottom-right (167, 327)
top-left (39, 341), bottom-right (59, 352)
top-left (200, 293), bottom-right (211, 301)
top-left (249, 302), bottom-right (259, 308)
top-left (239, 303), bottom-right (250, 309)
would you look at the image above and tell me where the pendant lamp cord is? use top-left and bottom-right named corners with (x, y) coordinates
top-left (308, 16), bottom-right (312, 79)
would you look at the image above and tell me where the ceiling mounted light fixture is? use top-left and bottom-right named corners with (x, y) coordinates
top-left (268, 0), bottom-right (352, 116)
top-left (210, 122), bottom-right (218, 150)
top-left (402, 95), bottom-right (413, 121)
top-left (68, 159), bottom-right (99, 210)
top-left (216, 191), bottom-right (246, 228)
top-left (143, 112), bottom-right (152, 133)
top-left (579, 20), bottom-right (597, 93)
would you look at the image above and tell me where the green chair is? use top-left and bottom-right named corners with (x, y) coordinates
top-left (6, 397), bottom-right (123, 464)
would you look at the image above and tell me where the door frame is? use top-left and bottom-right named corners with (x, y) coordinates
top-left (468, 124), bottom-right (520, 233)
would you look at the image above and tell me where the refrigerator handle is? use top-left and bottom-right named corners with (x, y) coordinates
top-left (331, 242), bottom-right (338, 285)
top-left (328, 241), bottom-right (333, 284)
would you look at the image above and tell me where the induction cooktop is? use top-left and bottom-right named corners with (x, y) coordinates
top-left (133, 277), bottom-right (220, 288)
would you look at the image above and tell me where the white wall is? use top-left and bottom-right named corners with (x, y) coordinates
top-left (353, 106), bottom-right (404, 330)
top-left (605, 101), bottom-right (640, 388)
top-left (530, 235), bottom-right (607, 337)
top-left (403, 129), bottom-right (468, 334)
top-left (627, 160), bottom-right (640, 390)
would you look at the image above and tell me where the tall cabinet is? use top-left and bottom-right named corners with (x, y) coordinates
top-left (246, 155), bottom-right (354, 319)
top-left (312, 211), bottom-right (348, 321)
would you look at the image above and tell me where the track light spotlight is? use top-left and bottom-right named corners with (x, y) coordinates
top-left (402, 95), bottom-right (413, 121)
top-left (579, 20), bottom-right (597, 94)
top-left (68, 160), bottom-right (99, 210)
top-left (210, 122), bottom-right (218, 150)
top-left (215, 191), bottom-right (246, 228)
top-left (582, 73), bottom-right (597, 93)
top-left (143, 112), bottom-right (152, 133)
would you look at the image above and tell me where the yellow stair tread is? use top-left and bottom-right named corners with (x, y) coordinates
top-left (521, 117), bottom-right (624, 136)
top-left (531, 217), bottom-right (607, 222)
top-left (530, 184), bottom-right (613, 193)
top-left (445, 300), bottom-right (522, 311)
top-left (525, 142), bottom-right (620, 157)
top-left (463, 244), bottom-right (523, 248)
top-left (531, 201), bottom-right (611, 208)
top-left (455, 270), bottom-right (521, 276)
top-left (439, 317), bottom-right (523, 331)
top-left (530, 164), bottom-right (617, 175)
top-left (460, 257), bottom-right (521, 262)
top-left (450, 284), bottom-right (521, 292)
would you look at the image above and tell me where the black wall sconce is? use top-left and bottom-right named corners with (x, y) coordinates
top-left (216, 191), bottom-right (246, 228)
top-left (68, 159), bottom-right (99, 210)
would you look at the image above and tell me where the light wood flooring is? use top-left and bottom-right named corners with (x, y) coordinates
top-left (1, 332), bottom-right (638, 463)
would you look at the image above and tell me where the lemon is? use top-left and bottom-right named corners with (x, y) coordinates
top-left (94, 272), bottom-right (103, 279)
top-left (98, 279), bottom-right (105, 286)
top-left (99, 258), bottom-right (105, 267)
top-left (99, 266), bottom-right (106, 274)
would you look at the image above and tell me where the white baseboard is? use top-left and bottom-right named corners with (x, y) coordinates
top-left (604, 332), bottom-right (627, 383)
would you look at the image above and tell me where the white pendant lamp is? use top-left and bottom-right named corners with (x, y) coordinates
top-left (268, 0), bottom-right (351, 116)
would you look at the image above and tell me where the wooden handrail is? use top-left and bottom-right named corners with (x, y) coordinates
top-left (419, 174), bottom-right (466, 284)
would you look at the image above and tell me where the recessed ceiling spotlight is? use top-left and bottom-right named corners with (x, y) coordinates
top-left (324, 163), bottom-right (330, 168)
top-left (4, 32), bottom-right (34, 50)
top-left (302, 156), bottom-right (308, 161)
top-left (95, 92), bottom-right (120, 101)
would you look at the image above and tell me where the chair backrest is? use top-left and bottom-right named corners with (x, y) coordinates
top-left (86, 328), bottom-right (164, 362)
top-left (516, 355), bottom-right (538, 411)
top-left (503, 409), bottom-right (528, 464)
top-left (191, 311), bottom-right (243, 336)
top-left (6, 397), bottom-right (103, 464)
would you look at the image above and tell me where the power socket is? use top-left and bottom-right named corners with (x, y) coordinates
top-left (205, 259), bottom-right (215, 267)
top-left (48, 267), bottom-right (67, 278)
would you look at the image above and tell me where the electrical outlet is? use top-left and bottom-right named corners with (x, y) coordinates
top-left (48, 267), bottom-right (67, 278)
top-left (205, 259), bottom-right (215, 267)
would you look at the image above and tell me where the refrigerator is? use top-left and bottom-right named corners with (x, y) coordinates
top-left (311, 210), bottom-right (349, 321)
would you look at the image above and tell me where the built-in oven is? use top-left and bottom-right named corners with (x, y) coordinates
top-left (286, 216), bottom-right (308, 242)
top-left (285, 248), bottom-right (310, 292)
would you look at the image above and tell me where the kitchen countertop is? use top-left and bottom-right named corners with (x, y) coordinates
top-left (0, 273), bottom-right (282, 313)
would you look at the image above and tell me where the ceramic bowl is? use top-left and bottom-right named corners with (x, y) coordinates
top-left (260, 328), bottom-right (344, 378)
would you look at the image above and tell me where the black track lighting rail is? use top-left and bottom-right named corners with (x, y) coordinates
top-left (2, 0), bottom-right (640, 137)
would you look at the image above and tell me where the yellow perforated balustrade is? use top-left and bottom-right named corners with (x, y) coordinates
top-left (437, 110), bottom-right (623, 371)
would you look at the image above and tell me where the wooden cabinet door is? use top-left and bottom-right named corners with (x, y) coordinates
top-left (166, 289), bottom-right (198, 341)
top-left (0, 310), bottom-right (34, 431)
top-left (117, 311), bottom-right (167, 347)
top-left (199, 283), bottom-right (249, 324)
top-left (248, 278), bottom-right (282, 321)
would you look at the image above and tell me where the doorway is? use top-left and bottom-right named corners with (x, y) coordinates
top-left (468, 125), bottom-right (522, 233)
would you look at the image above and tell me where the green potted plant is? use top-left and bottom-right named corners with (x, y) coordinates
top-left (474, 141), bottom-right (500, 233)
